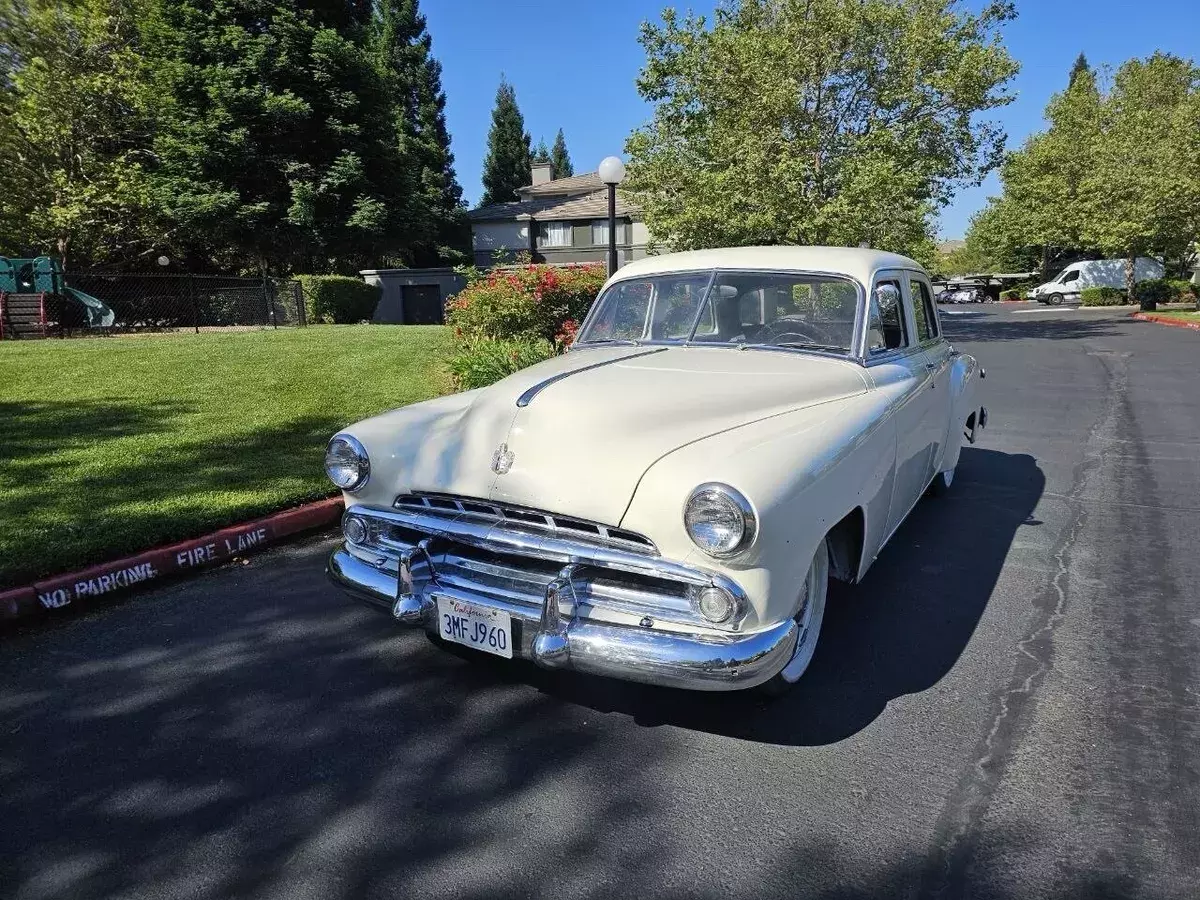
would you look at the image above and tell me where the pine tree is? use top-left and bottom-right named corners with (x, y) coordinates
top-left (371, 0), bottom-right (466, 266)
top-left (532, 139), bottom-right (552, 164)
top-left (1069, 52), bottom-right (1091, 88)
top-left (550, 128), bottom-right (574, 178)
top-left (143, 0), bottom-right (408, 273)
top-left (480, 77), bottom-right (532, 206)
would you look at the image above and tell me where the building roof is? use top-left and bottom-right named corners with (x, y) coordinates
top-left (610, 246), bottom-right (925, 285)
top-left (517, 172), bottom-right (605, 197)
top-left (468, 188), bottom-right (639, 223)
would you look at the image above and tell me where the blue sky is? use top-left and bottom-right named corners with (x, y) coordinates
top-left (423, 0), bottom-right (1197, 239)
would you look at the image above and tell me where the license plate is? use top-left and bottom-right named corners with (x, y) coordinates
top-left (436, 597), bottom-right (513, 659)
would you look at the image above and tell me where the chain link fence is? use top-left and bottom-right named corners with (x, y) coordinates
top-left (59, 273), bottom-right (307, 333)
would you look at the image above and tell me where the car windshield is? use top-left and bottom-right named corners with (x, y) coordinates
top-left (577, 270), bottom-right (861, 354)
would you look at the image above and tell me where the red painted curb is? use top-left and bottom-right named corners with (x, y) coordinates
top-left (1, 497), bottom-right (344, 623)
top-left (1131, 311), bottom-right (1200, 330)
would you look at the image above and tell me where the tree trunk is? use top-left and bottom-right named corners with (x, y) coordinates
top-left (1127, 254), bottom-right (1150, 311)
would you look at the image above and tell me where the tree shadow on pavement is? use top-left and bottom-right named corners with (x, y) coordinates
top-left (940, 311), bottom-right (1125, 343)
top-left (518, 447), bottom-right (1045, 746)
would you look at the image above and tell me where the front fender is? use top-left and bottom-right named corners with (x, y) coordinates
top-left (620, 391), bottom-right (898, 631)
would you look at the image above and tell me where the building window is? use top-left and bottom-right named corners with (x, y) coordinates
top-left (591, 219), bottom-right (626, 246)
top-left (540, 221), bottom-right (572, 248)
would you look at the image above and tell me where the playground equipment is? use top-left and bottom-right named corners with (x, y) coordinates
top-left (0, 256), bottom-right (115, 339)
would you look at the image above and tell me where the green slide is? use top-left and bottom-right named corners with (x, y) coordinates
top-left (61, 285), bottom-right (116, 328)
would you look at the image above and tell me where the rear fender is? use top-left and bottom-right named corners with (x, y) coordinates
top-left (941, 351), bottom-right (982, 474)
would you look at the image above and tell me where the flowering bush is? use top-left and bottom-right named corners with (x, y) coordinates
top-left (445, 263), bottom-right (606, 389)
top-left (446, 264), bottom-right (606, 345)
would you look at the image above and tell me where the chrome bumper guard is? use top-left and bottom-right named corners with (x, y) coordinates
top-left (326, 504), bottom-right (798, 691)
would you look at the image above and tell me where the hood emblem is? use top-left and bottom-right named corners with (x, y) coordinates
top-left (491, 443), bottom-right (514, 475)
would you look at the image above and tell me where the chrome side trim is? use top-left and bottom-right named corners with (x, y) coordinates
top-left (516, 347), bottom-right (668, 408)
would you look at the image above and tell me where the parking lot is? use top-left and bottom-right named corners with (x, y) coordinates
top-left (3, 305), bottom-right (1198, 899)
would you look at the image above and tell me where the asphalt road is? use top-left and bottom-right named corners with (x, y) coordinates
top-left (3, 306), bottom-right (1199, 900)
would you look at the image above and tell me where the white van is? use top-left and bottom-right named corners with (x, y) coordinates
top-left (1030, 258), bottom-right (1165, 304)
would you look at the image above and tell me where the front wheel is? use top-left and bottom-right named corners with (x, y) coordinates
top-left (1048, 292), bottom-right (1064, 306)
top-left (760, 537), bottom-right (829, 697)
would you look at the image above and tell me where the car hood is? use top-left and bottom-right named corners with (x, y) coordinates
top-left (350, 346), bottom-right (870, 526)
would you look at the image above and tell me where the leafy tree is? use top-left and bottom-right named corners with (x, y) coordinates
top-left (624, 0), bottom-right (1018, 258)
top-left (531, 139), bottom-right (552, 164)
top-left (371, 0), bottom-right (467, 267)
top-left (480, 77), bottom-right (531, 206)
top-left (0, 0), bottom-right (157, 267)
top-left (996, 63), bottom-right (1103, 267)
top-left (1082, 53), bottom-right (1200, 308)
top-left (551, 128), bottom-right (573, 178)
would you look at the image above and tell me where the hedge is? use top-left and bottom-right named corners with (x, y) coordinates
top-left (1080, 286), bottom-right (1128, 306)
top-left (296, 275), bottom-right (381, 324)
top-left (1134, 278), bottom-right (1173, 309)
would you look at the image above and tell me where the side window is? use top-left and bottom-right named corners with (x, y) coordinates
top-left (867, 279), bottom-right (908, 354)
top-left (1062, 270), bottom-right (1079, 283)
top-left (909, 277), bottom-right (938, 341)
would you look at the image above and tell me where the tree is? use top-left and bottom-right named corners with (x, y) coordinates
top-left (531, 138), bottom-right (552, 164)
top-left (371, 0), bottom-right (467, 267)
top-left (142, 0), bottom-right (415, 274)
top-left (1069, 52), bottom-right (1091, 88)
top-left (996, 62), bottom-right (1103, 270)
top-left (480, 77), bottom-right (531, 206)
top-left (624, 0), bottom-right (1018, 258)
top-left (551, 128), bottom-right (573, 178)
top-left (0, 0), bottom-right (157, 268)
top-left (1082, 53), bottom-right (1200, 308)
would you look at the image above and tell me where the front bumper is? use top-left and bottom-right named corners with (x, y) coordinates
top-left (327, 546), bottom-right (797, 691)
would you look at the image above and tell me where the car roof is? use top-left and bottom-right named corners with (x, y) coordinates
top-left (608, 246), bottom-right (925, 286)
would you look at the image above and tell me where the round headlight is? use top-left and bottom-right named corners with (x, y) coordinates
top-left (683, 483), bottom-right (756, 557)
top-left (325, 434), bottom-right (370, 491)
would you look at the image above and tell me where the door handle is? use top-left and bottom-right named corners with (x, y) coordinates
top-left (925, 363), bottom-right (938, 371)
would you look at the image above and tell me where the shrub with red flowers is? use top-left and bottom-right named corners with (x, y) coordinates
top-left (446, 263), bottom-right (605, 345)
top-left (445, 263), bottom-right (606, 389)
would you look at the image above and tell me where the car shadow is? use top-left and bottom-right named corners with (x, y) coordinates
top-left (503, 446), bottom-right (1045, 746)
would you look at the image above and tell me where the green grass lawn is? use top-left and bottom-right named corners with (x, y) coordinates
top-left (0, 326), bottom-right (454, 588)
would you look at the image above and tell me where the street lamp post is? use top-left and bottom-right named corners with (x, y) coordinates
top-left (598, 156), bottom-right (626, 277)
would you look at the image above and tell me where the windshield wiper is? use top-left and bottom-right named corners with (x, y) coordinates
top-left (577, 338), bottom-right (640, 347)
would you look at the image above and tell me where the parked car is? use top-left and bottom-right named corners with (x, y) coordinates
top-left (326, 247), bottom-right (987, 693)
top-left (1029, 257), bottom-right (1165, 305)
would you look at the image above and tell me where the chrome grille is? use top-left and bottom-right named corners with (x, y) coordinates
top-left (393, 492), bottom-right (658, 555)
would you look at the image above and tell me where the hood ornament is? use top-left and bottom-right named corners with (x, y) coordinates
top-left (491, 442), bottom-right (514, 475)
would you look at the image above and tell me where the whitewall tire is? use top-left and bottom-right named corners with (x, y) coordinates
top-left (760, 537), bottom-right (829, 696)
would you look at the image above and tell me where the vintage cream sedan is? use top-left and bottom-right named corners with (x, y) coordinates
top-left (326, 247), bottom-right (986, 693)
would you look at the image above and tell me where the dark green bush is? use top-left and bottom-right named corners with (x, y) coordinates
top-left (448, 337), bottom-right (557, 390)
top-left (296, 275), bottom-right (380, 324)
top-left (1134, 278), bottom-right (1172, 310)
top-left (1080, 286), bottom-right (1127, 306)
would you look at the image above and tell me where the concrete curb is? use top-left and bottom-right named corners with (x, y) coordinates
top-left (0, 498), bottom-right (344, 624)
top-left (1131, 311), bottom-right (1200, 331)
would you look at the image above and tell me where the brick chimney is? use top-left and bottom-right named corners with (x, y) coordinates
top-left (531, 162), bottom-right (554, 186)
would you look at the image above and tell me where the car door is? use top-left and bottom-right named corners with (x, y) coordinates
top-left (865, 272), bottom-right (938, 538)
top-left (910, 273), bottom-right (953, 479)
